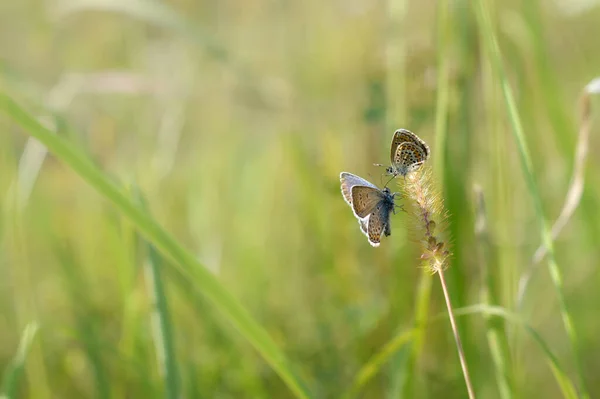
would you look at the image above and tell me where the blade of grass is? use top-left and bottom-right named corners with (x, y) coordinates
top-left (518, 79), bottom-right (599, 307)
top-left (344, 329), bottom-right (414, 399)
top-left (472, 1), bottom-right (588, 398)
top-left (133, 186), bottom-right (180, 399)
top-left (1, 322), bottom-right (39, 399)
top-left (133, 187), bottom-right (181, 399)
top-left (0, 93), bottom-right (311, 399)
top-left (143, 239), bottom-right (181, 399)
top-left (433, 0), bottom-right (451, 181)
top-left (162, 254), bottom-right (278, 398)
top-left (520, 0), bottom-right (574, 154)
top-left (402, 275), bottom-right (431, 398)
top-left (53, 243), bottom-right (111, 399)
top-left (385, 0), bottom-right (408, 128)
top-left (451, 306), bottom-right (578, 399)
top-left (5, 188), bottom-right (51, 399)
top-left (474, 185), bottom-right (513, 399)
top-left (346, 304), bottom-right (578, 399)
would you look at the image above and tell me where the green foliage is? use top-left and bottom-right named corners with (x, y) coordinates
top-left (0, 0), bottom-right (599, 397)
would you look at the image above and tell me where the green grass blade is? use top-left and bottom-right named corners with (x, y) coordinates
top-left (520, 0), bottom-right (575, 154)
top-left (2, 322), bottom-right (39, 399)
top-left (133, 187), bottom-right (181, 399)
top-left (472, 1), bottom-right (588, 398)
top-left (475, 187), bottom-right (513, 399)
top-left (0, 93), bottom-right (311, 399)
top-left (133, 186), bottom-right (181, 399)
top-left (433, 0), bottom-right (450, 181)
top-left (143, 240), bottom-right (181, 399)
top-left (53, 243), bottom-right (111, 399)
top-left (348, 304), bottom-right (577, 399)
top-left (385, 0), bottom-right (408, 127)
top-left (449, 305), bottom-right (578, 399)
top-left (345, 329), bottom-right (414, 399)
top-left (402, 274), bottom-right (432, 398)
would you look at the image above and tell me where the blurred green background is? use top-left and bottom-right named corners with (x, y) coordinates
top-left (1, 0), bottom-right (600, 398)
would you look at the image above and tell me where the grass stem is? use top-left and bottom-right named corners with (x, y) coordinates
top-left (438, 269), bottom-right (476, 399)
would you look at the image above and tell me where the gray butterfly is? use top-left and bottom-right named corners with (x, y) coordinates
top-left (340, 172), bottom-right (400, 247)
top-left (375, 129), bottom-right (430, 178)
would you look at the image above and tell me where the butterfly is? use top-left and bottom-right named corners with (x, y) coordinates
top-left (339, 172), bottom-right (401, 247)
top-left (375, 129), bottom-right (430, 178)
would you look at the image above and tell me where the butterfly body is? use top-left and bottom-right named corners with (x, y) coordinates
top-left (340, 172), bottom-right (399, 247)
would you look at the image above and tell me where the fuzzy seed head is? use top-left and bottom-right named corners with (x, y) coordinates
top-left (401, 166), bottom-right (452, 273)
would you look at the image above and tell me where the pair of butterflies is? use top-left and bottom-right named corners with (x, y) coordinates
top-left (340, 129), bottom-right (430, 247)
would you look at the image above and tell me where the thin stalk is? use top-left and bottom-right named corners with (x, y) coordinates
top-left (438, 269), bottom-right (476, 399)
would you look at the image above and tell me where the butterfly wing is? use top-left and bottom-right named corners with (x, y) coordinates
top-left (351, 186), bottom-right (385, 218)
top-left (389, 129), bottom-right (410, 163)
top-left (340, 172), bottom-right (378, 206)
top-left (358, 216), bottom-right (369, 237)
top-left (390, 129), bottom-right (430, 163)
top-left (366, 201), bottom-right (393, 247)
top-left (392, 142), bottom-right (426, 175)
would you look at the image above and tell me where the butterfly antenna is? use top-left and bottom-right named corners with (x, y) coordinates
top-left (383, 174), bottom-right (395, 188)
